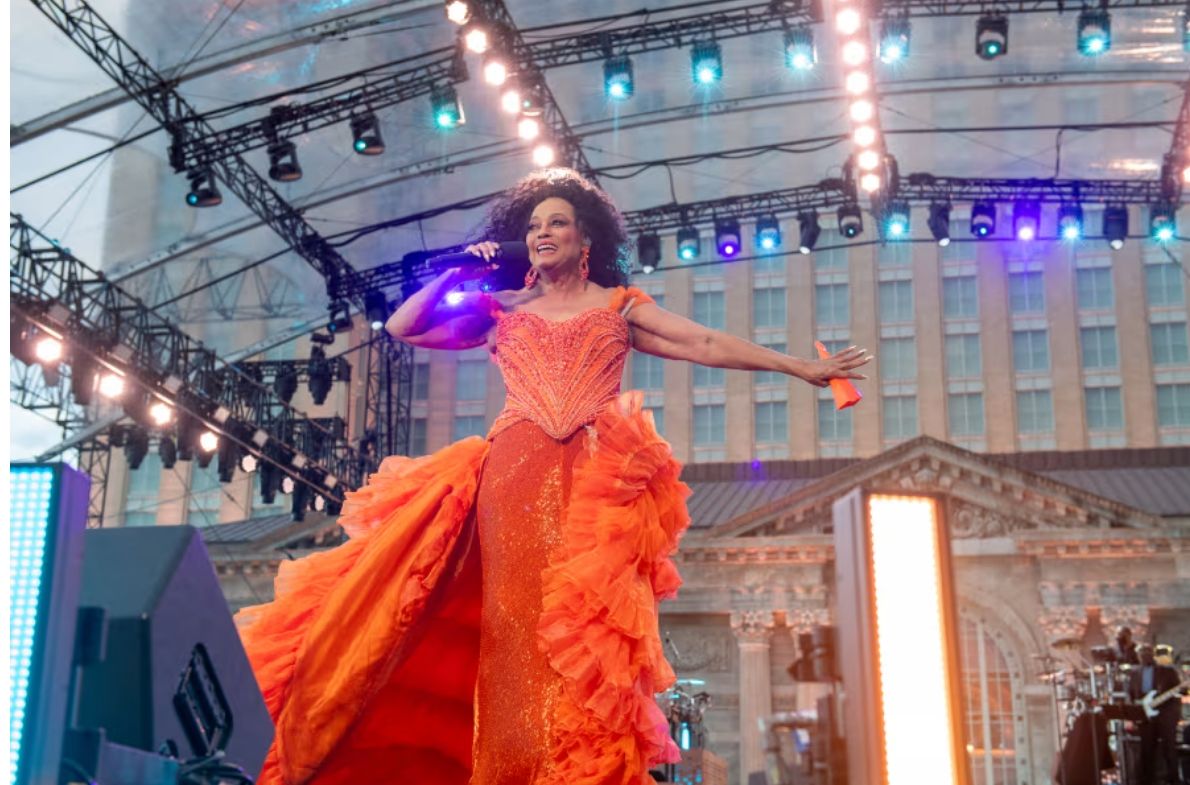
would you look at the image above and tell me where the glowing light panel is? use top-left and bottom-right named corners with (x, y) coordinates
top-left (868, 495), bottom-right (963, 785)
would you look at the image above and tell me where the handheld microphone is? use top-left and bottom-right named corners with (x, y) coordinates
top-left (427, 241), bottom-right (529, 268)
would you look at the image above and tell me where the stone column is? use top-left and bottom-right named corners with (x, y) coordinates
top-left (731, 609), bottom-right (775, 780)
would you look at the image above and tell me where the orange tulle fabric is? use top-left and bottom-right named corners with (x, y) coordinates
top-left (234, 286), bottom-right (688, 785)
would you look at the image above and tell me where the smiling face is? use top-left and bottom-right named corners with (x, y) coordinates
top-left (525, 197), bottom-right (587, 274)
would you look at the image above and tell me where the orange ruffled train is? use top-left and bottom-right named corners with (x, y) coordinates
top-left (235, 392), bottom-right (690, 785)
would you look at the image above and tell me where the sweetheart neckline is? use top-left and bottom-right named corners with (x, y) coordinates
top-left (500, 307), bottom-right (625, 327)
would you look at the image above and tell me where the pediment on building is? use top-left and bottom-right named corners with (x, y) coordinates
top-left (701, 436), bottom-right (1164, 540)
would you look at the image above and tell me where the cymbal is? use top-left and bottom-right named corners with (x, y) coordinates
top-left (675, 678), bottom-right (707, 686)
top-left (1051, 637), bottom-right (1083, 650)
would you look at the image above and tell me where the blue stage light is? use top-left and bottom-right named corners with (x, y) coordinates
top-left (879, 18), bottom-right (912, 63)
top-left (1058, 203), bottom-right (1084, 241)
top-left (838, 204), bottom-right (864, 239)
top-left (884, 200), bottom-right (911, 239)
top-left (970, 202), bottom-right (996, 238)
top-left (756, 215), bottom-right (781, 251)
top-left (431, 85), bottom-right (464, 129)
top-left (976, 15), bottom-right (1008, 59)
top-left (1077, 9), bottom-right (1111, 55)
top-left (677, 226), bottom-right (701, 260)
top-left (691, 41), bottom-right (723, 85)
top-left (604, 55), bottom-right (634, 100)
top-left (1150, 203), bottom-right (1176, 242)
top-left (784, 26), bottom-right (817, 71)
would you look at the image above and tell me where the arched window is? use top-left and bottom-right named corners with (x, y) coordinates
top-left (959, 614), bottom-right (1030, 785)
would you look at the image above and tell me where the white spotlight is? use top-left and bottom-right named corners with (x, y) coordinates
top-left (34, 336), bottom-right (63, 363)
top-left (199, 430), bottom-right (219, 453)
top-left (517, 116), bottom-right (541, 140)
top-left (532, 143), bottom-right (556, 167)
top-left (148, 401), bottom-right (174, 426)
top-left (464, 26), bottom-right (489, 54)
top-left (98, 373), bottom-right (125, 399)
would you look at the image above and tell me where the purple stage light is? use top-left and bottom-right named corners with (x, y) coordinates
top-left (445, 291), bottom-right (465, 306)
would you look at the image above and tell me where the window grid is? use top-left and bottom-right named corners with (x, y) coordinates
top-left (1016, 390), bottom-right (1054, 433)
top-left (1080, 326), bottom-right (1119, 369)
top-left (1075, 268), bottom-right (1114, 310)
top-left (880, 336), bottom-right (917, 381)
top-left (755, 341), bottom-right (787, 386)
top-left (632, 350), bottom-right (665, 389)
top-left (753, 286), bottom-right (787, 329)
top-left (1008, 271), bottom-right (1045, 314)
top-left (693, 364), bottom-right (726, 388)
top-left (693, 291), bottom-right (726, 330)
top-left (456, 359), bottom-right (488, 401)
top-left (818, 399), bottom-right (853, 441)
top-left (452, 415), bottom-right (486, 441)
top-left (1156, 384), bottom-right (1190, 427)
top-left (410, 418), bottom-right (428, 456)
top-left (1012, 330), bottom-right (1050, 373)
top-left (125, 453), bottom-right (162, 527)
top-left (878, 280), bottom-right (914, 323)
top-left (815, 283), bottom-right (850, 326)
top-left (693, 404), bottom-right (726, 445)
top-left (413, 362), bottom-right (430, 400)
top-left (943, 276), bottom-right (978, 319)
top-left (882, 395), bottom-right (918, 440)
top-left (960, 617), bottom-right (1023, 785)
top-left (1085, 386), bottom-right (1124, 431)
top-left (755, 401), bottom-right (788, 443)
top-left (1146, 263), bottom-right (1185, 307)
top-left (646, 406), bottom-right (665, 436)
top-left (949, 393), bottom-right (985, 436)
top-left (946, 334), bottom-right (983, 378)
top-left (1150, 322), bottom-right (1189, 366)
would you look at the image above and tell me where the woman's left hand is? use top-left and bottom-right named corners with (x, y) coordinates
top-left (801, 345), bottom-right (871, 387)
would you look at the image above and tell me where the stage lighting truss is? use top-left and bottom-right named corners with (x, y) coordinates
top-left (350, 113), bottom-right (385, 154)
top-left (755, 215), bottom-right (782, 251)
top-left (834, 0), bottom-right (887, 194)
top-left (879, 16), bottom-right (912, 63)
top-left (637, 233), bottom-right (662, 274)
top-left (714, 217), bottom-right (743, 258)
top-left (691, 40), bottom-right (723, 85)
top-left (1077, 9), bottom-right (1112, 55)
top-left (266, 140), bottom-right (302, 182)
top-left (975, 15), bottom-right (1008, 59)
top-left (784, 25), bottom-right (817, 70)
top-left (604, 55), bottom-right (634, 100)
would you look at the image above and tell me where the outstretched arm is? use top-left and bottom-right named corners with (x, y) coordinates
top-left (626, 302), bottom-right (870, 387)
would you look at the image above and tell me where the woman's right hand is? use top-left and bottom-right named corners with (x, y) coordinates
top-left (448, 242), bottom-right (502, 281)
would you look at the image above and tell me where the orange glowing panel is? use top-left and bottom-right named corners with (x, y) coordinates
top-left (868, 495), bottom-right (965, 785)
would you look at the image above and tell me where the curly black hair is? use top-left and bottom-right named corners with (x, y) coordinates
top-left (476, 167), bottom-right (631, 290)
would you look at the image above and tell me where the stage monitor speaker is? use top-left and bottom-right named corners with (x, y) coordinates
top-left (73, 525), bottom-right (272, 776)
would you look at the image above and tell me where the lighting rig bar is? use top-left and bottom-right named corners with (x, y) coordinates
top-left (897, 173), bottom-right (1175, 203)
top-left (625, 180), bottom-right (855, 233)
top-left (168, 51), bottom-right (467, 173)
top-left (29, 0), bottom-right (366, 301)
top-left (875, 0), bottom-right (1181, 16)
top-left (10, 215), bottom-right (369, 502)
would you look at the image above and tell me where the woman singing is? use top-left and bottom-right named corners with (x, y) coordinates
top-left (236, 168), bottom-right (870, 785)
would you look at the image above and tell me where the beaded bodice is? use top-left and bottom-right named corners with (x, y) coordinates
top-left (487, 287), bottom-right (649, 441)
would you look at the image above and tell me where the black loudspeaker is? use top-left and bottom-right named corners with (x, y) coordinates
top-left (73, 526), bottom-right (272, 776)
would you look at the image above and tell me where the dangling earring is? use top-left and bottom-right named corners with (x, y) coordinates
top-left (579, 246), bottom-right (590, 281)
top-left (524, 266), bottom-right (538, 289)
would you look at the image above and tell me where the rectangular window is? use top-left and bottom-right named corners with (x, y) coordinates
top-left (693, 364), bottom-right (725, 388)
top-left (942, 276), bottom-right (978, 319)
top-left (880, 337), bottom-right (917, 381)
top-left (883, 395), bottom-right (918, 439)
top-left (755, 341), bottom-right (787, 386)
top-left (693, 404), bottom-right (726, 445)
top-left (693, 291), bottom-right (725, 330)
top-left (1017, 390), bottom-right (1054, 433)
top-left (755, 401), bottom-right (788, 443)
top-left (948, 393), bottom-right (985, 436)
top-left (879, 280), bottom-right (914, 323)
top-left (1012, 329), bottom-right (1049, 372)
top-left (456, 359), bottom-right (488, 401)
top-left (753, 286), bottom-right (787, 328)
top-left (632, 351), bottom-right (665, 389)
top-left (452, 414), bottom-right (486, 441)
top-left (815, 283), bottom-right (850, 326)
top-left (818, 399), bottom-right (853, 441)
top-left (1075, 268), bottom-right (1114, 310)
top-left (1085, 387), bottom-right (1123, 431)
top-left (646, 406), bottom-right (665, 436)
top-left (1080, 326), bottom-right (1119, 369)
top-left (1151, 322), bottom-right (1190, 366)
top-left (1146, 262), bottom-right (1185, 307)
top-left (1156, 384), bottom-right (1190, 426)
top-left (1008, 271), bottom-right (1045, 313)
top-left (945, 334), bottom-right (982, 378)
top-left (125, 452), bottom-right (162, 527)
top-left (410, 418), bottom-right (428, 456)
top-left (187, 463), bottom-right (222, 525)
top-left (413, 362), bottom-right (430, 400)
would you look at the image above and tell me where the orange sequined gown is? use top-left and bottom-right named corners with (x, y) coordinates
top-left (235, 286), bottom-right (690, 785)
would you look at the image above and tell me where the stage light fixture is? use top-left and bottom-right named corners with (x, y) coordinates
top-left (1103, 204), bottom-right (1128, 249)
top-left (500, 85), bottom-right (521, 114)
top-left (281, 475), bottom-right (297, 495)
top-left (842, 40), bottom-right (869, 66)
top-left (98, 373), bottom-right (125, 399)
top-left (519, 82), bottom-right (546, 116)
top-left (975, 15), bottom-right (1008, 59)
top-left (1150, 202), bottom-right (1176, 241)
top-left (1077, 9), bottom-right (1111, 55)
top-left (854, 125), bottom-right (878, 147)
top-left (845, 71), bottom-right (871, 95)
top-left (970, 202), bottom-right (996, 237)
top-left (850, 99), bottom-right (875, 123)
top-left (798, 211), bottom-right (821, 254)
top-left (482, 54), bottom-right (508, 86)
top-left (218, 439), bottom-right (240, 484)
top-left (350, 113), bottom-right (385, 155)
top-left (604, 55), bottom-right (634, 99)
top-left (364, 291), bottom-right (388, 332)
top-left (637, 233), bottom-right (661, 274)
top-left (125, 426), bottom-right (151, 470)
top-left (148, 401), bottom-right (173, 427)
top-left (1058, 203), bottom-right (1084, 241)
top-left (517, 116), bottom-right (541, 140)
top-left (308, 347), bottom-right (333, 405)
top-left (784, 26), bottom-right (817, 70)
top-left (928, 202), bottom-right (952, 247)
top-left (838, 204), bottom-right (864, 239)
top-left (445, 0), bottom-right (470, 25)
top-left (531, 143), bottom-right (556, 167)
top-left (70, 354), bottom-right (96, 406)
top-left (857, 149), bottom-right (881, 171)
top-left (266, 140), bottom-right (302, 182)
top-left (239, 453), bottom-right (259, 474)
top-left (756, 215), bottom-right (782, 251)
top-left (185, 168), bottom-right (222, 207)
top-left (879, 17), bottom-right (911, 63)
top-left (199, 430), bottom-right (220, 453)
top-left (715, 217), bottom-right (742, 258)
top-left (691, 41), bottom-right (723, 85)
top-left (327, 300), bottom-right (352, 334)
top-left (274, 368), bottom-right (298, 404)
top-left (1013, 201), bottom-right (1040, 241)
top-left (159, 435), bottom-right (178, 469)
top-left (34, 336), bottom-right (62, 363)
top-left (677, 226), bottom-right (701, 261)
top-left (314, 494), bottom-right (327, 512)
top-left (860, 173), bottom-right (882, 192)
top-left (883, 200), bottom-right (910, 239)
top-left (836, 7), bottom-right (862, 34)
top-left (431, 85), bottom-right (465, 129)
top-left (464, 24), bottom-right (489, 54)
